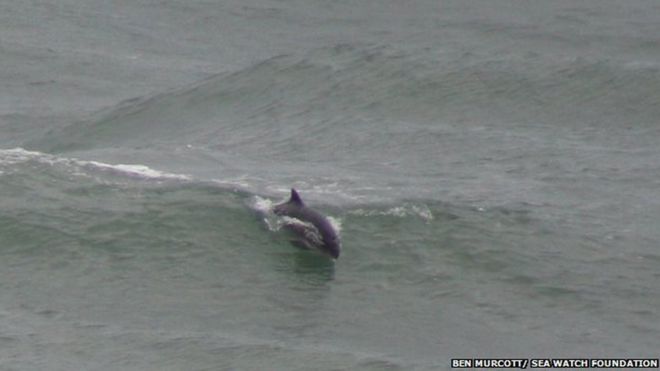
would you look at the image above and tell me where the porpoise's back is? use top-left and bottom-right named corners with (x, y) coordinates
top-left (274, 189), bottom-right (341, 258)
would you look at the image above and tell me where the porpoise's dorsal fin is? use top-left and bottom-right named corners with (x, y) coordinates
top-left (290, 188), bottom-right (304, 206)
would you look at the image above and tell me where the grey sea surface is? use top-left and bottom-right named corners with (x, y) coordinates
top-left (1, 1), bottom-right (659, 370)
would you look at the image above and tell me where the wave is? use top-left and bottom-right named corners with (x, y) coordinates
top-left (27, 43), bottom-right (660, 155)
top-left (16, 44), bottom-right (660, 237)
top-left (4, 145), bottom-right (656, 335)
top-left (0, 147), bottom-right (528, 239)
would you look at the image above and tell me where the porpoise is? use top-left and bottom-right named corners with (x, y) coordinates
top-left (273, 189), bottom-right (341, 259)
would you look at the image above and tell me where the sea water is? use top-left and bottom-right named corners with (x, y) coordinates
top-left (1, 1), bottom-right (659, 370)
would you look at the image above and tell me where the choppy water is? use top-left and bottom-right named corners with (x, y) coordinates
top-left (2, 1), bottom-right (660, 370)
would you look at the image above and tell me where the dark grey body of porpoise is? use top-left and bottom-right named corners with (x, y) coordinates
top-left (273, 189), bottom-right (341, 259)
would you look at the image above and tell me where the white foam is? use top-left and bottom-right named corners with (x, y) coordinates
top-left (85, 161), bottom-right (190, 180)
top-left (0, 147), bottom-right (191, 181)
top-left (327, 216), bottom-right (343, 235)
top-left (250, 195), bottom-right (274, 214)
top-left (0, 147), bottom-right (44, 165)
top-left (211, 176), bottom-right (251, 189)
top-left (350, 204), bottom-right (434, 221)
